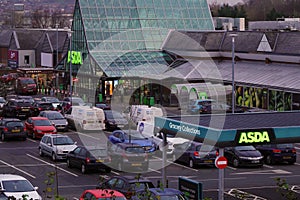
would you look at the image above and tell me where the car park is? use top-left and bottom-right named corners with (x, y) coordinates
top-left (0, 174), bottom-right (42, 200)
top-left (103, 110), bottom-right (128, 131)
top-left (39, 134), bottom-right (77, 161)
top-left (255, 143), bottom-right (297, 165)
top-left (132, 188), bottom-right (186, 200)
top-left (224, 146), bottom-right (264, 168)
top-left (108, 129), bottom-right (157, 153)
top-left (108, 143), bottom-right (149, 172)
top-left (38, 110), bottom-right (68, 132)
top-left (40, 96), bottom-right (60, 108)
top-left (66, 146), bottom-right (111, 174)
top-left (173, 141), bottom-right (218, 168)
top-left (78, 189), bottom-right (126, 200)
top-left (2, 99), bottom-right (32, 119)
top-left (0, 118), bottom-right (27, 141)
top-left (25, 117), bottom-right (57, 139)
top-left (31, 101), bottom-right (55, 116)
top-left (97, 175), bottom-right (155, 199)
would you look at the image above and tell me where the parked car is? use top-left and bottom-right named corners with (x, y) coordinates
top-left (95, 103), bottom-right (111, 110)
top-left (0, 118), bottom-right (27, 141)
top-left (25, 117), bottom-right (57, 139)
top-left (108, 143), bottom-right (149, 172)
top-left (187, 99), bottom-right (215, 114)
top-left (255, 143), bottom-right (297, 165)
top-left (38, 110), bottom-right (68, 132)
top-left (97, 175), bottom-right (155, 199)
top-left (31, 101), bottom-right (55, 116)
top-left (0, 97), bottom-right (6, 114)
top-left (66, 146), bottom-right (111, 174)
top-left (224, 146), bottom-right (264, 168)
top-left (56, 101), bottom-right (71, 114)
top-left (40, 96), bottom-right (60, 108)
top-left (14, 77), bottom-right (37, 95)
top-left (103, 110), bottom-right (128, 131)
top-left (78, 189), bottom-right (126, 200)
top-left (0, 174), bottom-right (42, 200)
top-left (132, 188), bottom-right (186, 200)
top-left (108, 129), bottom-right (157, 153)
top-left (39, 134), bottom-right (77, 161)
top-left (2, 99), bottom-right (32, 119)
top-left (16, 95), bottom-right (34, 104)
top-left (173, 141), bottom-right (218, 168)
top-left (63, 97), bottom-right (85, 105)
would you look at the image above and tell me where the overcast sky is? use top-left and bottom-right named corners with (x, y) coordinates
top-left (207, 0), bottom-right (244, 6)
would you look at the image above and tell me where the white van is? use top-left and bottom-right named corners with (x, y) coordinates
top-left (129, 105), bottom-right (164, 125)
top-left (64, 106), bottom-right (105, 131)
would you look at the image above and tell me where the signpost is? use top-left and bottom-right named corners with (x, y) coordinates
top-left (178, 177), bottom-right (203, 200)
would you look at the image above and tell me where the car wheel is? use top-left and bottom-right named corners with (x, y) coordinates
top-left (189, 159), bottom-right (195, 168)
top-left (52, 152), bottom-right (56, 161)
top-left (39, 148), bottom-right (44, 157)
top-left (233, 158), bottom-right (239, 167)
top-left (265, 155), bottom-right (273, 165)
top-left (66, 159), bottom-right (72, 168)
top-left (81, 164), bottom-right (86, 174)
top-left (1, 133), bottom-right (5, 141)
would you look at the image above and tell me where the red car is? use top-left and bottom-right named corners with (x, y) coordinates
top-left (79, 189), bottom-right (126, 200)
top-left (25, 117), bottom-right (57, 139)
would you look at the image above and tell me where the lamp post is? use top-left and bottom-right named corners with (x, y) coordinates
top-left (68, 29), bottom-right (73, 100)
top-left (56, 23), bottom-right (59, 90)
top-left (230, 33), bottom-right (237, 114)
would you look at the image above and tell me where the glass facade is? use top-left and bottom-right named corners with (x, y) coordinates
top-left (70, 0), bottom-right (214, 77)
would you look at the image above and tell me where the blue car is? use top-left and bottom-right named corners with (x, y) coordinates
top-left (132, 188), bottom-right (186, 200)
top-left (187, 99), bottom-right (215, 114)
top-left (108, 129), bottom-right (157, 153)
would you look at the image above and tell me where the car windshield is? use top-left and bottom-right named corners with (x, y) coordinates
top-left (130, 182), bottom-right (150, 191)
top-left (235, 146), bottom-right (256, 151)
top-left (158, 195), bottom-right (185, 200)
top-left (105, 111), bottom-right (124, 119)
top-left (0, 98), bottom-right (5, 103)
top-left (196, 144), bottom-right (216, 152)
top-left (124, 131), bottom-right (145, 140)
top-left (89, 149), bottom-right (108, 157)
top-left (97, 197), bottom-right (126, 200)
top-left (71, 98), bottom-right (84, 104)
top-left (34, 119), bottom-right (52, 126)
top-left (17, 102), bottom-right (32, 106)
top-left (277, 144), bottom-right (294, 148)
top-left (20, 79), bottom-right (35, 84)
top-left (46, 98), bottom-right (59, 103)
top-left (2, 180), bottom-right (35, 192)
top-left (53, 137), bottom-right (74, 145)
top-left (6, 121), bottom-right (23, 127)
top-left (48, 113), bottom-right (64, 120)
top-left (125, 147), bottom-right (145, 154)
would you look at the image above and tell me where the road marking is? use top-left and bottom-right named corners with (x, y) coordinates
top-left (0, 146), bottom-right (38, 150)
top-left (291, 185), bottom-right (300, 194)
top-left (148, 168), bottom-right (161, 174)
top-left (111, 170), bottom-right (120, 175)
top-left (294, 162), bottom-right (300, 166)
top-left (0, 159), bottom-right (36, 179)
top-left (27, 138), bottom-right (38, 143)
top-left (227, 188), bottom-right (267, 200)
top-left (233, 169), bottom-right (291, 175)
top-left (26, 154), bottom-right (78, 177)
top-left (75, 132), bottom-right (102, 140)
top-left (226, 166), bottom-right (237, 170)
top-left (263, 164), bottom-right (273, 168)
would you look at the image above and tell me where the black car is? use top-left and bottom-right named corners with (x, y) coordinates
top-left (31, 101), bottom-right (54, 116)
top-left (2, 99), bottom-right (32, 119)
top-left (97, 175), bottom-right (155, 199)
top-left (103, 110), bottom-right (128, 131)
top-left (109, 143), bottom-right (149, 172)
top-left (224, 146), bottom-right (264, 167)
top-left (0, 118), bottom-right (27, 141)
top-left (173, 141), bottom-right (218, 168)
top-left (66, 146), bottom-right (111, 174)
top-left (255, 143), bottom-right (297, 165)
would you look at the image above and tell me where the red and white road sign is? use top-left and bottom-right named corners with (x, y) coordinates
top-left (215, 156), bottom-right (228, 169)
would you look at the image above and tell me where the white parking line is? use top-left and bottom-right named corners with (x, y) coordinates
top-left (111, 170), bottom-right (120, 175)
top-left (26, 154), bottom-right (78, 177)
top-left (294, 162), bottom-right (300, 166)
top-left (75, 132), bottom-right (102, 140)
top-left (26, 138), bottom-right (38, 143)
top-left (0, 159), bottom-right (36, 179)
top-left (263, 164), bottom-right (273, 169)
top-left (148, 168), bottom-right (161, 174)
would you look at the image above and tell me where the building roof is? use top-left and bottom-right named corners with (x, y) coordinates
top-left (0, 30), bottom-right (12, 47)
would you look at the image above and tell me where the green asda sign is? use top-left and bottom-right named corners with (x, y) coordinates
top-left (67, 51), bottom-right (82, 64)
top-left (235, 129), bottom-right (275, 145)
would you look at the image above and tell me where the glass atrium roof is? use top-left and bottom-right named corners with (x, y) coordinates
top-left (73, 0), bottom-right (214, 78)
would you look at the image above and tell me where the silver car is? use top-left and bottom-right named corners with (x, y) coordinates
top-left (39, 134), bottom-right (77, 161)
top-left (38, 110), bottom-right (68, 131)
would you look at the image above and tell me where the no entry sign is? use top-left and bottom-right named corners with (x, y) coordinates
top-left (215, 156), bottom-right (228, 169)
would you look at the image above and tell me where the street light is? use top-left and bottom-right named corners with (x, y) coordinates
top-left (230, 33), bottom-right (238, 114)
top-left (56, 23), bottom-right (59, 90)
top-left (68, 19), bottom-right (73, 102)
